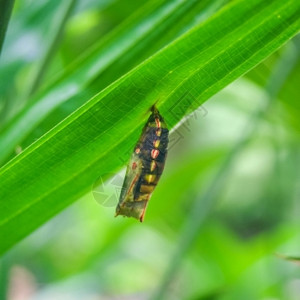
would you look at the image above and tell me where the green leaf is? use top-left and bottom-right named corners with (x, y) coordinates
top-left (18, 0), bottom-right (225, 163)
top-left (0, 0), bottom-right (299, 255)
top-left (0, 0), bottom-right (223, 163)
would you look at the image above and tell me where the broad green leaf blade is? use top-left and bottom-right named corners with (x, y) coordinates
top-left (0, 0), bottom-right (299, 255)
top-left (0, 0), bottom-right (224, 164)
top-left (16, 0), bottom-right (225, 161)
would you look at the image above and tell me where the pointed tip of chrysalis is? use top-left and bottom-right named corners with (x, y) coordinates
top-left (151, 105), bottom-right (157, 113)
top-left (151, 100), bottom-right (160, 113)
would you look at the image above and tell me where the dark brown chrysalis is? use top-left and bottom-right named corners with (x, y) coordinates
top-left (115, 106), bottom-right (169, 222)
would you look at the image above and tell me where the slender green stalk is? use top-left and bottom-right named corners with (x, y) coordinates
top-left (0, 0), bottom-right (15, 131)
top-left (150, 41), bottom-right (300, 300)
top-left (24, 0), bottom-right (77, 98)
top-left (0, 0), bottom-right (14, 56)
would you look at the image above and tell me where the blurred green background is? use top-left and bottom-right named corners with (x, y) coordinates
top-left (1, 0), bottom-right (300, 299)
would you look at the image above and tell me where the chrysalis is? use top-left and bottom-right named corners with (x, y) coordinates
top-left (115, 106), bottom-right (169, 222)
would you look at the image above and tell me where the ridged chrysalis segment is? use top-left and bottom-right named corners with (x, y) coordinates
top-left (115, 106), bottom-right (169, 222)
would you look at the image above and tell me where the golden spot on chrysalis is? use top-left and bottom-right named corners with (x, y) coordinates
top-left (156, 128), bottom-right (162, 137)
top-left (145, 174), bottom-right (156, 183)
top-left (150, 160), bottom-right (156, 172)
top-left (153, 140), bottom-right (160, 148)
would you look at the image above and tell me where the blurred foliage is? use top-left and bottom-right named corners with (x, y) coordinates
top-left (0, 0), bottom-right (14, 55)
top-left (0, 0), bottom-right (300, 300)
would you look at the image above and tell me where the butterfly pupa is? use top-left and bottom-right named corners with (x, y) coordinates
top-left (115, 106), bottom-right (169, 222)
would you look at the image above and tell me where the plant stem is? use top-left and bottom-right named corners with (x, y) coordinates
top-left (24, 0), bottom-right (77, 98)
top-left (0, 0), bottom-right (14, 56)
